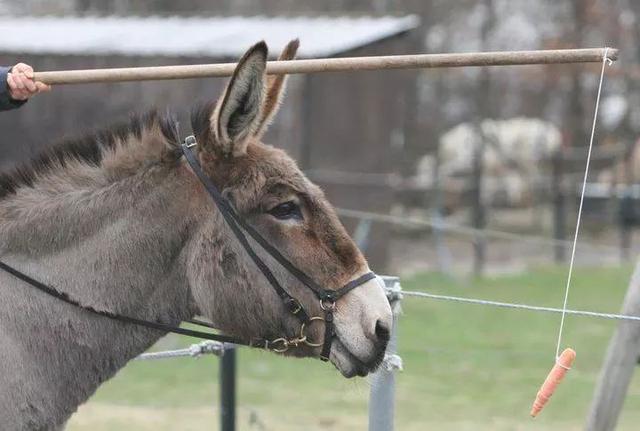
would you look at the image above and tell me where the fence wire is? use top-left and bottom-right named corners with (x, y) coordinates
top-left (337, 207), bottom-right (620, 252)
top-left (397, 289), bottom-right (640, 322)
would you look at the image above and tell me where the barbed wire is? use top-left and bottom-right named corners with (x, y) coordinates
top-left (336, 207), bottom-right (621, 252)
top-left (305, 141), bottom-right (630, 191)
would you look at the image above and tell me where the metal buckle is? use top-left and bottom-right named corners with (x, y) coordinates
top-left (268, 334), bottom-right (308, 353)
top-left (284, 298), bottom-right (303, 315)
top-left (320, 297), bottom-right (336, 311)
top-left (301, 316), bottom-right (325, 347)
top-left (184, 135), bottom-right (197, 148)
top-left (270, 338), bottom-right (290, 353)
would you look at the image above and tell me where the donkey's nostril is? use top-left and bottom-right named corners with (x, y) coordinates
top-left (374, 320), bottom-right (391, 343)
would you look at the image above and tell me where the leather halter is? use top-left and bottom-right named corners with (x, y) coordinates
top-left (0, 135), bottom-right (375, 362)
top-left (180, 135), bottom-right (375, 360)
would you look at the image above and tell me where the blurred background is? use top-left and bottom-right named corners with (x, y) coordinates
top-left (2, 1), bottom-right (640, 430)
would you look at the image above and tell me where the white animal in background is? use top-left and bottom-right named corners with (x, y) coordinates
top-left (416, 117), bottom-right (562, 208)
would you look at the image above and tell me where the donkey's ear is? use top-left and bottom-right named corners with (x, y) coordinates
top-left (253, 39), bottom-right (299, 140)
top-left (206, 41), bottom-right (268, 157)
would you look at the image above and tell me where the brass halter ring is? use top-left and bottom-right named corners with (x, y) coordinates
top-left (265, 315), bottom-right (326, 352)
top-left (301, 316), bottom-right (326, 347)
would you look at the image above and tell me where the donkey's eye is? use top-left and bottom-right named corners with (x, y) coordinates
top-left (268, 201), bottom-right (303, 221)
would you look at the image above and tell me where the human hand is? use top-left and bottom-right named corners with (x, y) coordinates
top-left (7, 63), bottom-right (51, 101)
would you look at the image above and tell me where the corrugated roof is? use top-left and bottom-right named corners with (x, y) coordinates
top-left (0, 15), bottom-right (420, 58)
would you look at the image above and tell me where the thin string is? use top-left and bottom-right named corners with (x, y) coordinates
top-left (554, 47), bottom-right (613, 359)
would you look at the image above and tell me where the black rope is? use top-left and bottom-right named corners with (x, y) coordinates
top-left (0, 260), bottom-right (250, 346)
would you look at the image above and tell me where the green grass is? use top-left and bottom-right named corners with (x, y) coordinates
top-left (68, 265), bottom-right (640, 430)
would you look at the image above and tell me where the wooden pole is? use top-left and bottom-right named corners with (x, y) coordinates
top-left (471, 5), bottom-right (493, 277)
top-left (33, 48), bottom-right (618, 85)
top-left (471, 135), bottom-right (486, 276)
top-left (585, 259), bottom-right (640, 431)
top-left (552, 150), bottom-right (567, 263)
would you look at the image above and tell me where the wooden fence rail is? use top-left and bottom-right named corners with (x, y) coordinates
top-left (33, 48), bottom-right (618, 85)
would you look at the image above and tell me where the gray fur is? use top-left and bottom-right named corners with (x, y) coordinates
top-left (0, 42), bottom-right (391, 430)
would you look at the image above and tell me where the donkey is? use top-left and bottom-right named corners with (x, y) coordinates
top-left (0, 41), bottom-right (392, 430)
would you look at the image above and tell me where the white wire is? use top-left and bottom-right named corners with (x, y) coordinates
top-left (554, 47), bottom-right (613, 359)
top-left (396, 290), bottom-right (640, 322)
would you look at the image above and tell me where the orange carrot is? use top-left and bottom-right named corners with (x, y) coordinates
top-left (530, 348), bottom-right (576, 417)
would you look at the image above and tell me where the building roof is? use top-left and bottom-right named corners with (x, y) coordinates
top-left (0, 15), bottom-right (420, 58)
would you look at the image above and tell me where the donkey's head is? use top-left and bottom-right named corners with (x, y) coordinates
top-left (184, 41), bottom-right (392, 377)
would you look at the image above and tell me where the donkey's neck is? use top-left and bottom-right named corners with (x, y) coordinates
top-left (0, 162), bottom-right (197, 315)
top-left (0, 161), bottom-right (200, 428)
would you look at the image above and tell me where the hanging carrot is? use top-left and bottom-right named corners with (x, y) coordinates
top-left (530, 348), bottom-right (576, 417)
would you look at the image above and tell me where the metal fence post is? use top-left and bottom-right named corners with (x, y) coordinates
top-left (220, 345), bottom-right (236, 431)
top-left (369, 276), bottom-right (403, 431)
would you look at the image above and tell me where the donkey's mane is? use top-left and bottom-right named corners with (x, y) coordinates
top-left (0, 110), bottom-right (181, 200)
